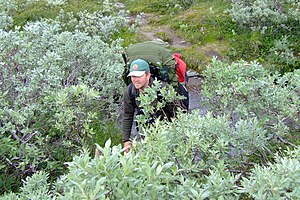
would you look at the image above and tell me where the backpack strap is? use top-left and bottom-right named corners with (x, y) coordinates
top-left (128, 83), bottom-right (136, 100)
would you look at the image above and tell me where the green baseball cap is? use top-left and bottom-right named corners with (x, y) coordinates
top-left (127, 59), bottom-right (150, 77)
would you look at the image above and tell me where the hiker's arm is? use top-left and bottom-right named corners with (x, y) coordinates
top-left (123, 141), bottom-right (132, 154)
top-left (122, 86), bottom-right (135, 143)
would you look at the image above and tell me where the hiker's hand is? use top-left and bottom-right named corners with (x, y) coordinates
top-left (124, 141), bottom-right (132, 154)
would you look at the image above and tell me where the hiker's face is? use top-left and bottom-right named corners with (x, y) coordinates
top-left (131, 72), bottom-right (151, 90)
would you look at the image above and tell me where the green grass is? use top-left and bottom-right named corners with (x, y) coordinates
top-left (118, 0), bottom-right (236, 70)
top-left (112, 27), bottom-right (138, 48)
top-left (118, 0), bottom-right (299, 73)
top-left (12, 0), bottom-right (102, 27)
top-left (93, 120), bottom-right (122, 149)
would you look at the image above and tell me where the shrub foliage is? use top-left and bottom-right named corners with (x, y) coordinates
top-left (0, 0), bottom-right (127, 193)
top-left (226, 0), bottom-right (300, 72)
top-left (0, 0), bottom-right (300, 199)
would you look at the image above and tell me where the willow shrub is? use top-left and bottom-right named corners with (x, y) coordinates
top-left (200, 59), bottom-right (300, 165)
top-left (0, 17), bottom-right (126, 193)
top-left (226, 0), bottom-right (300, 33)
top-left (2, 113), bottom-right (299, 199)
top-left (2, 59), bottom-right (300, 198)
top-left (0, 0), bottom-right (14, 30)
top-left (241, 147), bottom-right (300, 199)
top-left (0, 0), bottom-right (136, 194)
top-left (54, 1), bottom-right (128, 40)
top-left (226, 0), bottom-right (300, 72)
top-left (56, 60), bottom-right (299, 198)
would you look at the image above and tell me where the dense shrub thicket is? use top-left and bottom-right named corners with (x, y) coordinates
top-left (202, 59), bottom-right (300, 137)
top-left (226, 0), bottom-right (300, 73)
top-left (1, 94), bottom-right (299, 199)
top-left (0, 0), bottom-right (130, 193)
top-left (226, 0), bottom-right (300, 33)
top-left (0, 0), bottom-right (299, 199)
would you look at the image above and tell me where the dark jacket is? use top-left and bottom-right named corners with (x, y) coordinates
top-left (122, 78), bottom-right (176, 142)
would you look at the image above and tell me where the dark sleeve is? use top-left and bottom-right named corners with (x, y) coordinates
top-left (179, 83), bottom-right (189, 110)
top-left (122, 84), bottom-right (135, 142)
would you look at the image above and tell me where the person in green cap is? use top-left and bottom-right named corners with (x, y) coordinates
top-left (122, 59), bottom-right (176, 153)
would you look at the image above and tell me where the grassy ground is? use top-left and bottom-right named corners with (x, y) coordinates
top-left (12, 0), bottom-right (103, 27)
top-left (11, 0), bottom-right (299, 73)
top-left (118, 0), bottom-right (299, 74)
top-left (120, 0), bottom-right (234, 72)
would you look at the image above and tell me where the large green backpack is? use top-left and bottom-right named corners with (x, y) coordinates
top-left (122, 40), bottom-right (178, 86)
